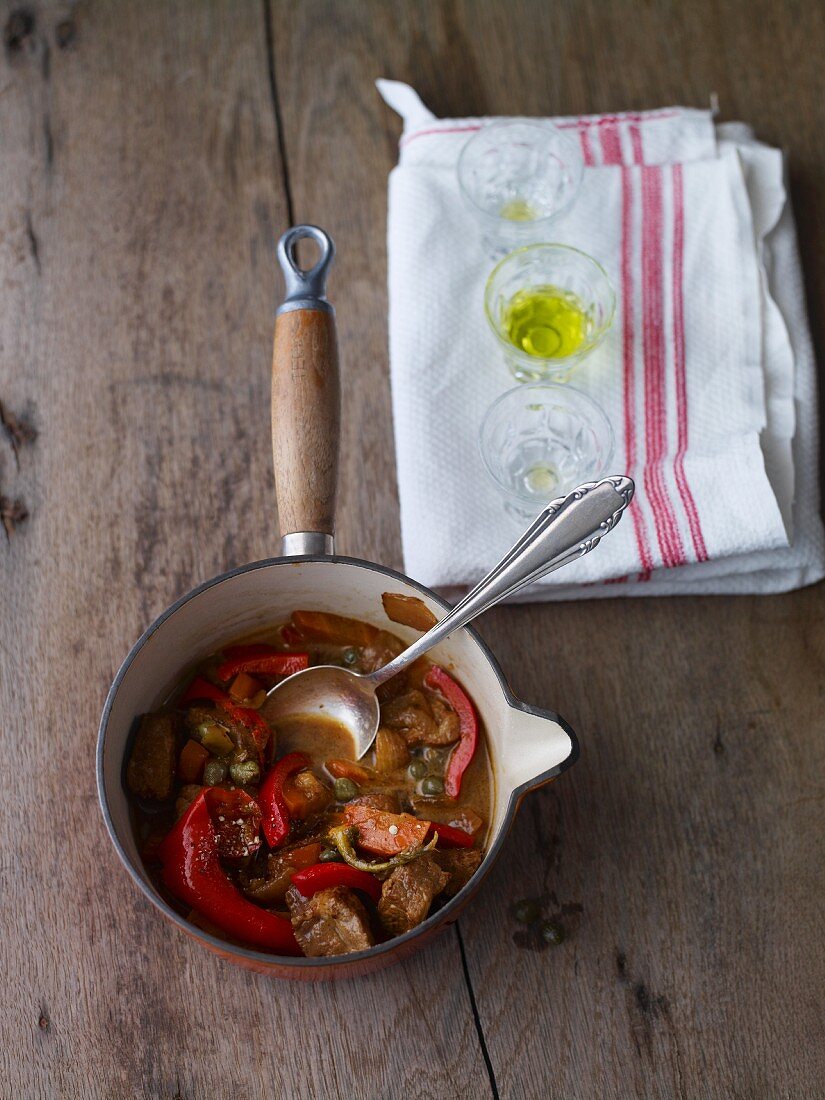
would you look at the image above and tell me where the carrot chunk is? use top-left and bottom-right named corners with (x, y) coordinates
top-left (178, 739), bottom-right (209, 784)
top-left (343, 803), bottom-right (430, 857)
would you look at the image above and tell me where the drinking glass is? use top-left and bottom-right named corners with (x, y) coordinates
top-left (457, 120), bottom-right (583, 257)
top-left (479, 382), bottom-right (614, 521)
top-left (484, 243), bottom-right (615, 383)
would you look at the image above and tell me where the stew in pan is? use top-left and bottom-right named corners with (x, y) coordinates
top-left (127, 610), bottom-right (493, 957)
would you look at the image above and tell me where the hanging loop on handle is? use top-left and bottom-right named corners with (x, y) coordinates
top-left (276, 225), bottom-right (335, 315)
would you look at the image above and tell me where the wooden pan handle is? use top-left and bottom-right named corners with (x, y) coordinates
top-left (271, 226), bottom-right (340, 540)
top-left (271, 306), bottom-right (340, 537)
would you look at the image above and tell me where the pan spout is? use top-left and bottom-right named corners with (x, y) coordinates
top-left (502, 700), bottom-right (579, 794)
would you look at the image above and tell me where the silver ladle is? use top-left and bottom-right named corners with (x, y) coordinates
top-left (261, 474), bottom-right (634, 759)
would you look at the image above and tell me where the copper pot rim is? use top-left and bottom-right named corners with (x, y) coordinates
top-left (97, 552), bottom-right (579, 973)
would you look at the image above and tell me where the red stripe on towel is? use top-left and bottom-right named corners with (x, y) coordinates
top-left (598, 121), bottom-right (623, 165)
top-left (557, 110), bottom-right (679, 130)
top-left (399, 110), bottom-right (680, 150)
top-left (641, 165), bottom-right (685, 568)
top-left (671, 164), bottom-right (708, 561)
top-left (399, 123), bottom-right (481, 147)
top-left (629, 122), bottom-right (644, 165)
top-left (621, 166), bottom-right (654, 575)
top-left (577, 121), bottom-right (596, 166)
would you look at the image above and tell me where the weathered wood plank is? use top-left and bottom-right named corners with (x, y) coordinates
top-left (3, 0), bottom-right (824, 1095)
top-left (0, 2), bottom-right (489, 1097)
top-left (269, 1), bottom-right (825, 1097)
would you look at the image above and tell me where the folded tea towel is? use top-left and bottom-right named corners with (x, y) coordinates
top-left (377, 80), bottom-right (825, 599)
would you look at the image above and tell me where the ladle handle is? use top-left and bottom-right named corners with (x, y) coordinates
top-left (368, 475), bottom-right (635, 686)
top-left (272, 226), bottom-right (340, 551)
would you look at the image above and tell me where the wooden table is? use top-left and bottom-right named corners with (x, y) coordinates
top-left (2, 2), bottom-right (823, 1096)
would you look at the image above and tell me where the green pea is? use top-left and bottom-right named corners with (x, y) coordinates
top-left (408, 759), bottom-right (427, 780)
top-left (343, 648), bottom-right (358, 666)
top-left (540, 919), bottom-right (565, 946)
top-left (319, 846), bottom-right (343, 863)
top-left (514, 899), bottom-right (540, 924)
top-left (202, 758), bottom-right (227, 786)
top-left (229, 760), bottom-right (260, 786)
top-left (421, 776), bottom-right (444, 796)
top-left (334, 777), bottom-right (359, 802)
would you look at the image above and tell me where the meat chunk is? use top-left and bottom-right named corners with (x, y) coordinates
top-left (284, 769), bottom-right (333, 819)
top-left (240, 850), bottom-right (298, 905)
top-left (380, 691), bottom-right (434, 746)
top-left (205, 789), bottom-right (262, 859)
top-left (429, 696), bottom-right (460, 745)
top-left (358, 630), bottom-right (405, 674)
top-left (378, 855), bottom-right (449, 935)
top-left (126, 713), bottom-right (177, 800)
top-left (432, 848), bottom-right (483, 897)
top-left (286, 885), bottom-right (375, 957)
top-left (381, 690), bottom-right (460, 747)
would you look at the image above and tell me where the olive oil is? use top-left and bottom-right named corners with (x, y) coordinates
top-left (503, 285), bottom-right (588, 358)
top-left (499, 198), bottom-right (537, 221)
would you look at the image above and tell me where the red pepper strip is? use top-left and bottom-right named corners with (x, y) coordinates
top-left (259, 752), bottom-right (310, 848)
top-left (216, 645), bottom-right (310, 682)
top-left (280, 625), bottom-right (303, 646)
top-left (179, 675), bottom-right (271, 757)
top-left (427, 821), bottom-right (476, 848)
top-left (424, 666), bottom-right (479, 800)
top-left (158, 791), bottom-right (300, 955)
top-left (290, 863), bottom-right (382, 904)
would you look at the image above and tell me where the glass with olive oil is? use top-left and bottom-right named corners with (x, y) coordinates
top-left (457, 120), bottom-right (584, 257)
top-left (485, 244), bottom-right (616, 382)
top-left (503, 285), bottom-right (589, 359)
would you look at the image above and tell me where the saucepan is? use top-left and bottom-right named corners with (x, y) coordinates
top-left (97, 225), bottom-right (632, 980)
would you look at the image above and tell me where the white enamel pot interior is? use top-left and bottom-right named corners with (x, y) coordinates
top-left (97, 555), bottom-right (578, 977)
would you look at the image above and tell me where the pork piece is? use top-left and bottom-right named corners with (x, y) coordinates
top-left (381, 690), bottom-right (434, 742)
top-left (184, 704), bottom-right (259, 764)
top-left (126, 713), bottom-right (177, 800)
top-left (429, 696), bottom-right (460, 744)
top-left (240, 850), bottom-right (298, 904)
top-left (206, 792), bottom-right (262, 859)
top-left (432, 848), bottom-right (483, 897)
top-left (286, 885), bottom-right (375, 957)
top-left (348, 791), bottom-right (402, 814)
top-left (385, 690), bottom-right (460, 747)
top-left (358, 630), bottom-right (405, 674)
top-left (285, 769), bottom-right (333, 819)
top-left (378, 855), bottom-right (449, 935)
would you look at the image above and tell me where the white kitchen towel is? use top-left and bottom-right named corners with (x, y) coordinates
top-left (377, 80), bottom-right (825, 598)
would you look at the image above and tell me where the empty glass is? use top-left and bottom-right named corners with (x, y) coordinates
top-left (457, 120), bottom-right (584, 256)
top-left (480, 382), bottom-right (614, 521)
top-left (484, 243), bottom-right (615, 383)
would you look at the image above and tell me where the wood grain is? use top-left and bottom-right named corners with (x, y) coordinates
top-left (272, 307), bottom-right (340, 536)
top-left (269, 1), bottom-right (825, 1097)
top-left (0, 2), bottom-right (490, 1097)
top-left (1, 0), bottom-right (823, 1097)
